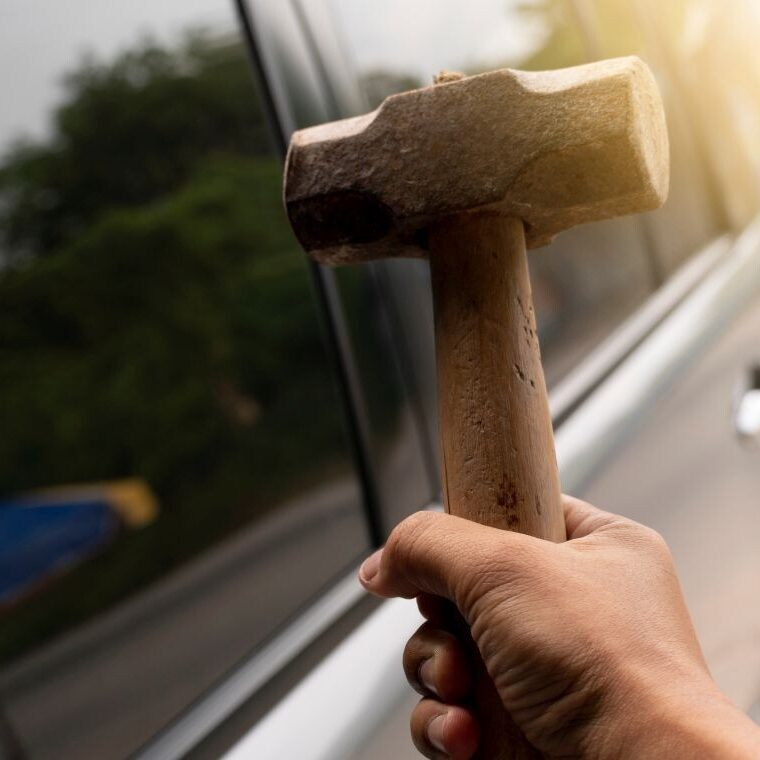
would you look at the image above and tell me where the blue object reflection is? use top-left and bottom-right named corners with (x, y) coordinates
top-left (0, 498), bottom-right (119, 606)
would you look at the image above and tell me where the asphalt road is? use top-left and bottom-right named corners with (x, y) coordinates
top-left (0, 402), bottom-right (432, 760)
top-left (0, 475), bottom-right (368, 759)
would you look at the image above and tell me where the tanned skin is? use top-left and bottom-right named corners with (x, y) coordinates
top-left (359, 496), bottom-right (760, 760)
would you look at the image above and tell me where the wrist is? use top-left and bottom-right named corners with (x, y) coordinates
top-left (595, 666), bottom-right (760, 760)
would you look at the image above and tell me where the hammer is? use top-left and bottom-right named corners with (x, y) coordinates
top-left (284, 56), bottom-right (669, 757)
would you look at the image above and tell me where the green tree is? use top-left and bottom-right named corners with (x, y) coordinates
top-left (0, 32), bottom-right (353, 660)
top-left (0, 32), bottom-right (271, 262)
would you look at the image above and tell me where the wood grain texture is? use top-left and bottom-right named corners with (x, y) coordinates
top-left (431, 213), bottom-right (565, 539)
top-left (430, 212), bottom-right (566, 759)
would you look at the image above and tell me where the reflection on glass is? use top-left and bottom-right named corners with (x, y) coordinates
top-left (631, 0), bottom-right (760, 232)
top-left (0, 4), bottom-right (366, 758)
top-left (329, 0), bottom-right (584, 103)
top-left (0, 481), bottom-right (157, 609)
top-left (332, 263), bottom-right (436, 535)
top-left (572, 0), bottom-right (724, 271)
top-left (330, 0), bottom-right (582, 84)
top-left (326, 0), bottom-right (655, 392)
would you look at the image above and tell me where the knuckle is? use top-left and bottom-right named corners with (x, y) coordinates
top-left (385, 510), bottom-right (438, 569)
top-left (402, 638), bottom-right (421, 687)
top-left (639, 525), bottom-right (670, 555)
top-left (615, 520), bottom-right (671, 556)
top-left (620, 523), bottom-right (676, 571)
top-left (402, 622), bottom-right (430, 671)
top-left (402, 635), bottom-right (416, 666)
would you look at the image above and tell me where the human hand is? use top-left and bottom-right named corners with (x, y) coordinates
top-left (359, 496), bottom-right (760, 759)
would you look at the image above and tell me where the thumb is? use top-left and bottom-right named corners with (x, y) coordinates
top-left (359, 511), bottom-right (541, 606)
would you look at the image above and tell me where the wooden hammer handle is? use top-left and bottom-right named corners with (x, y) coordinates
top-left (430, 212), bottom-right (566, 759)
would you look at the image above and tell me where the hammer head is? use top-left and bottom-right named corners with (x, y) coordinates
top-left (285, 56), bottom-right (669, 265)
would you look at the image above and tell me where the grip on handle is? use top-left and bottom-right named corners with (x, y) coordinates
top-left (430, 212), bottom-right (566, 759)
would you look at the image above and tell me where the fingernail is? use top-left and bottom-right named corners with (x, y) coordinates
top-left (359, 549), bottom-right (382, 584)
top-left (419, 657), bottom-right (438, 696)
top-left (427, 714), bottom-right (447, 753)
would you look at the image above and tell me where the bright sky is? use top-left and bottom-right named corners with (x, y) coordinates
top-left (328, 0), bottom-right (548, 81)
top-left (0, 0), bottom-right (547, 150)
top-left (0, 0), bottom-right (232, 149)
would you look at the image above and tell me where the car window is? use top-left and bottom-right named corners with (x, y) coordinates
top-left (324, 0), bottom-right (660, 389)
top-left (573, 0), bottom-right (726, 274)
top-left (0, 3), bottom-right (369, 759)
top-left (330, 263), bottom-right (439, 534)
top-left (632, 0), bottom-right (760, 234)
top-left (265, 2), bottom-right (443, 538)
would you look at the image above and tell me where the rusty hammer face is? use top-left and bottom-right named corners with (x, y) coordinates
top-left (284, 55), bottom-right (668, 758)
top-left (285, 54), bottom-right (668, 531)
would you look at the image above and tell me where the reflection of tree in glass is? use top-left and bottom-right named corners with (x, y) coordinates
top-left (0, 33), bottom-right (351, 662)
top-left (0, 32), bottom-right (271, 263)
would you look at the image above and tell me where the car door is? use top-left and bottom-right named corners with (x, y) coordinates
top-left (555, 0), bottom-right (760, 715)
top-left (224, 1), bottom-right (760, 758)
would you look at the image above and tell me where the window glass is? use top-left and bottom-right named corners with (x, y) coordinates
top-left (630, 0), bottom-right (760, 234)
top-left (0, 2), bottom-right (368, 758)
top-left (326, 0), bottom-right (658, 389)
top-left (575, 0), bottom-right (725, 273)
top-left (332, 263), bottom-right (438, 534)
